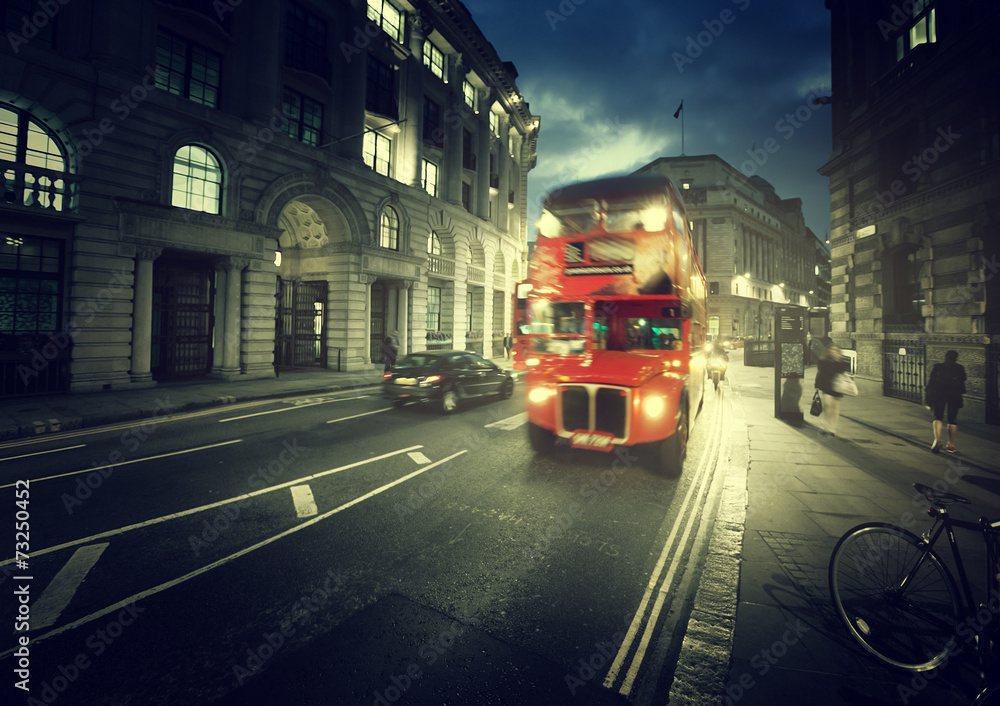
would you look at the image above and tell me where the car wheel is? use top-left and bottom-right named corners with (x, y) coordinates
top-left (648, 404), bottom-right (687, 477)
top-left (528, 422), bottom-right (555, 454)
top-left (392, 398), bottom-right (406, 408)
top-left (498, 377), bottom-right (514, 400)
top-left (440, 387), bottom-right (459, 414)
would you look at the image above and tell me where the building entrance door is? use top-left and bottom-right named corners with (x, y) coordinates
top-left (151, 261), bottom-right (214, 379)
top-left (275, 278), bottom-right (328, 368)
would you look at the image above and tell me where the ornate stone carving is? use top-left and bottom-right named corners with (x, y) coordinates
top-left (279, 201), bottom-right (330, 248)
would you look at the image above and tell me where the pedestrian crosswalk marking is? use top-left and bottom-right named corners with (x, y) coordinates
top-left (31, 543), bottom-right (109, 630)
top-left (290, 485), bottom-right (318, 518)
top-left (408, 451), bottom-right (431, 464)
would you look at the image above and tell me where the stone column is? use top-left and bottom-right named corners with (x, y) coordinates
top-left (340, 0), bottom-right (370, 161)
top-left (497, 113), bottom-right (511, 232)
top-left (221, 258), bottom-right (248, 378)
top-left (129, 246), bottom-right (161, 385)
top-left (361, 274), bottom-right (375, 364)
top-left (444, 54), bottom-right (468, 205)
top-left (243, 1), bottom-right (282, 124)
top-left (402, 13), bottom-right (428, 187)
top-left (396, 282), bottom-right (411, 356)
top-left (476, 89), bottom-right (493, 221)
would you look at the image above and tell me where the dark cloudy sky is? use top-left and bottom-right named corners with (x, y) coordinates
top-left (461, 0), bottom-right (833, 242)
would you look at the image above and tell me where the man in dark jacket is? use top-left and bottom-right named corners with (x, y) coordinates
top-left (926, 350), bottom-right (966, 453)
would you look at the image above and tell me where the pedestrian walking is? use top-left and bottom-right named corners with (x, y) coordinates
top-left (503, 332), bottom-right (512, 360)
top-left (925, 349), bottom-right (966, 453)
top-left (382, 329), bottom-right (399, 372)
top-left (814, 342), bottom-right (850, 436)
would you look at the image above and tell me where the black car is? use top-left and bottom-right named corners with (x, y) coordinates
top-left (383, 350), bottom-right (514, 413)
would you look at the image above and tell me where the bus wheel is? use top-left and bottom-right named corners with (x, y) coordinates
top-left (653, 407), bottom-right (688, 477)
top-left (528, 422), bottom-right (555, 454)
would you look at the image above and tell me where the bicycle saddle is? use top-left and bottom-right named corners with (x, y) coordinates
top-left (913, 482), bottom-right (971, 507)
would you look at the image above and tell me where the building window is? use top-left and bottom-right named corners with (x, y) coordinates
top-left (489, 111), bottom-right (498, 137)
top-left (893, 0), bottom-right (936, 63)
top-left (462, 129), bottom-right (476, 170)
top-left (379, 207), bottom-right (399, 250)
top-left (426, 285), bottom-right (441, 331)
top-left (709, 282), bottom-right (719, 295)
top-left (366, 0), bottom-right (403, 43)
top-left (155, 29), bottom-right (221, 108)
top-left (461, 182), bottom-right (471, 212)
top-left (366, 55), bottom-right (397, 118)
top-left (884, 246), bottom-right (924, 325)
top-left (282, 89), bottom-right (323, 146)
top-left (422, 160), bottom-right (438, 197)
top-left (423, 41), bottom-right (444, 81)
top-left (363, 130), bottom-right (391, 177)
top-left (171, 145), bottom-right (222, 214)
top-left (0, 234), bottom-right (63, 335)
top-left (3, 0), bottom-right (54, 49)
top-left (427, 232), bottom-right (442, 256)
top-left (0, 103), bottom-right (72, 211)
top-left (463, 80), bottom-right (475, 110)
top-left (286, 3), bottom-right (329, 79)
top-left (422, 97), bottom-right (442, 147)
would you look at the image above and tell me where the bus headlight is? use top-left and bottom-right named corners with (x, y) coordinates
top-left (528, 386), bottom-right (556, 404)
top-left (642, 394), bottom-right (666, 420)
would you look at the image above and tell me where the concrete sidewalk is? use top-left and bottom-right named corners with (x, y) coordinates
top-left (705, 352), bottom-right (1000, 706)
top-left (0, 357), bottom-right (518, 442)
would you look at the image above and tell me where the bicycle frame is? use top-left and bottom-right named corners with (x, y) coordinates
top-left (911, 506), bottom-right (1000, 658)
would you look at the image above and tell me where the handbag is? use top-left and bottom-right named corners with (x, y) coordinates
top-left (832, 372), bottom-right (859, 397)
top-left (809, 390), bottom-right (823, 416)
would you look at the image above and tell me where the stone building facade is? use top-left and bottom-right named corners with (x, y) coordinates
top-left (0, 0), bottom-right (538, 396)
top-left (820, 0), bottom-right (999, 421)
top-left (636, 155), bottom-right (828, 342)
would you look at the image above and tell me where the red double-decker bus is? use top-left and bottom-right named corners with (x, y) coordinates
top-left (524, 174), bottom-right (707, 476)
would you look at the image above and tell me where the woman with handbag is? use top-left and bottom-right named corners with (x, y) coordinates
top-left (815, 342), bottom-right (850, 436)
top-left (925, 350), bottom-right (966, 453)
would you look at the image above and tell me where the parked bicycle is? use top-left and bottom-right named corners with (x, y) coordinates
top-left (828, 483), bottom-right (1000, 702)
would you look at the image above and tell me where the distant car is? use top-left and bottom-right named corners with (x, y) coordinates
top-left (383, 350), bottom-right (514, 414)
top-left (718, 338), bottom-right (736, 350)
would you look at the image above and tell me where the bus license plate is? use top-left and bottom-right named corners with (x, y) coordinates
top-left (570, 431), bottom-right (615, 452)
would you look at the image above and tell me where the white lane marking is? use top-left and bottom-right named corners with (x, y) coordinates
top-left (219, 395), bottom-right (372, 422)
top-left (0, 449), bottom-right (467, 655)
top-left (0, 444), bottom-right (86, 462)
top-left (484, 412), bottom-right (527, 431)
top-left (0, 445), bottom-right (424, 567)
top-left (290, 485), bottom-right (318, 518)
top-left (325, 407), bottom-right (393, 424)
top-left (604, 393), bottom-right (727, 695)
top-left (0, 440), bottom-right (243, 489)
top-left (31, 543), bottom-right (109, 630)
top-left (408, 452), bottom-right (431, 464)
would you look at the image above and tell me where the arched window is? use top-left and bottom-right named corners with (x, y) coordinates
top-left (379, 207), bottom-right (399, 250)
top-left (171, 145), bottom-right (222, 214)
top-left (0, 103), bottom-right (73, 212)
top-left (427, 232), bottom-right (442, 256)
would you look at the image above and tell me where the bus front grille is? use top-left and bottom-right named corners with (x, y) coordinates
top-left (560, 385), bottom-right (629, 439)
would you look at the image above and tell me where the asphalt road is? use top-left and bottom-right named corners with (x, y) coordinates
top-left (2, 377), bottom-right (738, 705)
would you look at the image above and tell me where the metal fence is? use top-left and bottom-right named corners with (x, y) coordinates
top-left (882, 338), bottom-right (926, 404)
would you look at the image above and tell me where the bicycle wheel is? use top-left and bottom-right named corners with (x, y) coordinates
top-left (829, 522), bottom-right (962, 671)
top-left (973, 682), bottom-right (1000, 706)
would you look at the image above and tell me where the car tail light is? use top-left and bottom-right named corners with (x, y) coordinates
top-left (382, 372), bottom-right (392, 380)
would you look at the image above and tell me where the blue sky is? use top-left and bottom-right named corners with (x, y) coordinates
top-left (460, 0), bottom-right (833, 243)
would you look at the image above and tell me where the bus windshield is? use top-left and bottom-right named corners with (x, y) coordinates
top-left (541, 195), bottom-right (669, 238)
top-left (527, 300), bottom-right (586, 335)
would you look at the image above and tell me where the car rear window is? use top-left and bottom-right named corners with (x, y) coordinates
top-left (395, 354), bottom-right (440, 369)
